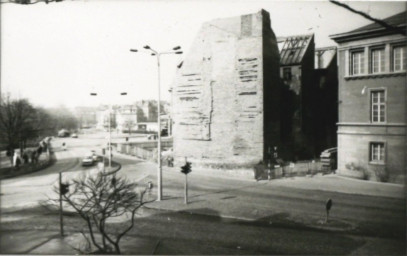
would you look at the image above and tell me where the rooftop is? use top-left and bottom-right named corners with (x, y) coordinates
top-left (331, 11), bottom-right (406, 42)
top-left (348, 11), bottom-right (406, 34)
top-left (278, 34), bottom-right (314, 66)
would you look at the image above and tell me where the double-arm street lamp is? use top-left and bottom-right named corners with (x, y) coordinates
top-left (90, 92), bottom-right (127, 172)
top-left (130, 45), bottom-right (182, 201)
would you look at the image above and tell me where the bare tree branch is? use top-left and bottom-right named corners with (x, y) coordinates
top-left (0, 0), bottom-right (65, 4)
top-left (330, 0), bottom-right (406, 36)
top-left (52, 172), bottom-right (148, 254)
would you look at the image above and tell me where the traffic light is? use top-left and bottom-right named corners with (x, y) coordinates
top-left (60, 183), bottom-right (69, 195)
top-left (180, 161), bottom-right (192, 175)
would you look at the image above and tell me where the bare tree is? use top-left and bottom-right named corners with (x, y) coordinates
top-left (0, 96), bottom-right (44, 153)
top-left (0, 0), bottom-right (66, 4)
top-left (45, 106), bottom-right (79, 132)
top-left (55, 172), bottom-right (150, 254)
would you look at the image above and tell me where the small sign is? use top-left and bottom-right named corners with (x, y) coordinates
top-left (289, 162), bottom-right (295, 168)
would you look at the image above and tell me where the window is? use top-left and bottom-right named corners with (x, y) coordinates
top-left (350, 50), bottom-right (364, 75)
top-left (370, 142), bottom-right (385, 163)
top-left (393, 45), bottom-right (406, 71)
top-left (283, 67), bottom-right (292, 81)
top-left (371, 90), bottom-right (386, 123)
top-left (371, 48), bottom-right (385, 73)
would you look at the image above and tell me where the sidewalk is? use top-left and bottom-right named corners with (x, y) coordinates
top-left (2, 150), bottom-right (404, 255)
top-left (114, 150), bottom-right (405, 199)
top-left (268, 173), bottom-right (405, 199)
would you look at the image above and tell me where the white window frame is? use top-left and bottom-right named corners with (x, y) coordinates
top-left (370, 142), bottom-right (385, 164)
top-left (350, 50), bottom-right (365, 75)
top-left (370, 90), bottom-right (386, 123)
top-left (392, 45), bottom-right (406, 72)
top-left (370, 47), bottom-right (385, 74)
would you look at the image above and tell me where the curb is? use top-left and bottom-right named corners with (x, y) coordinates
top-left (333, 173), bottom-right (405, 187)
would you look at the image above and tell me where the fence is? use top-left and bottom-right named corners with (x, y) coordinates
top-left (114, 140), bottom-right (173, 161)
top-left (117, 143), bottom-right (155, 160)
top-left (255, 160), bottom-right (328, 180)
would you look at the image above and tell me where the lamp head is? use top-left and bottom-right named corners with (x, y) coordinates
top-left (175, 51), bottom-right (183, 54)
top-left (143, 45), bottom-right (150, 50)
top-left (173, 46), bottom-right (181, 50)
top-left (130, 49), bottom-right (138, 52)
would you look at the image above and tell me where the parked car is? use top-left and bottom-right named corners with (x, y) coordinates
top-left (147, 134), bottom-right (158, 140)
top-left (320, 147), bottom-right (337, 172)
top-left (71, 133), bottom-right (78, 138)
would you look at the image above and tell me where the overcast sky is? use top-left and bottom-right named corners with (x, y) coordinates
top-left (1, 0), bottom-right (405, 108)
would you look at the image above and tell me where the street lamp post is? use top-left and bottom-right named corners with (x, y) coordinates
top-left (91, 92), bottom-right (127, 172)
top-left (130, 45), bottom-right (182, 201)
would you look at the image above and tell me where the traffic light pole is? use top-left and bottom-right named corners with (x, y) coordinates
top-left (59, 172), bottom-right (64, 237)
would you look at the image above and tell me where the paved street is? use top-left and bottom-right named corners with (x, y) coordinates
top-left (0, 132), bottom-right (405, 254)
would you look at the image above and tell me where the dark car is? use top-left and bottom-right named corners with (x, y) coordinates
top-left (58, 129), bottom-right (70, 138)
top-left (320, 148), bottom-right (337, 172)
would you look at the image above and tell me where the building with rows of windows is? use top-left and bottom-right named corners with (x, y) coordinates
top-left (331, 11), bottom-right (406, 183)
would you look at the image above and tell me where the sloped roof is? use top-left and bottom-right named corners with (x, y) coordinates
top-left (348, 11), bottom-right (406, 34)
top-left (331, 11), bottom-right (406, 42)
top-left (315, 46), bottom-right (337, 69)
top-left (279, 34), bottom-right (314, 65)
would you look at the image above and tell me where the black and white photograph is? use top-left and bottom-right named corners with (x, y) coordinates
top-left (0, 0), bottom-right (406, 254)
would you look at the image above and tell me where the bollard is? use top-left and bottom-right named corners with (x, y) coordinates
top-left (325, 198), bottom-right (332, 223)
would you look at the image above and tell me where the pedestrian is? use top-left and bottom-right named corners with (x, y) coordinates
top-left (167, 156), bottom-right (174, 167)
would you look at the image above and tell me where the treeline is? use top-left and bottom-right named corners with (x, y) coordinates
top-left (0, 96), bottom-right (79, 152)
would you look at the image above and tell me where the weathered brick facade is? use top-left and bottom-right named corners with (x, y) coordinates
top-left (172, 10), bottom-right (280, 167)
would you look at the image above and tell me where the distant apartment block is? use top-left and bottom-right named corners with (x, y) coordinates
top-left (331, 11), bottom-right (406, 183)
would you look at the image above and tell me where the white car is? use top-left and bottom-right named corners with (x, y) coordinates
top-left (82, 155), bottom-right (95, 166)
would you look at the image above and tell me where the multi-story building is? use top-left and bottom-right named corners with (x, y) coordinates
top-left (278, 34), bottom-right (316, 160)
top-left (74, 106), bottom-right (97, 129)
top-left (116, 105), bottom-right (138, 133)
top-left (331, 11), bottom-right (406, 183)
top-left (277, 35), bottom-right (338, 160)
top-left (314, 46), bottom-right (338, 153)
top-left (95, 105), bottom-right (116, 131)
top-left (172, 10), bottom-right (280, 167)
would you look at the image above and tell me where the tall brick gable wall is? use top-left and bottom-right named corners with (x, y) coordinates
top-left (172, 10), bottom-right (280, 167)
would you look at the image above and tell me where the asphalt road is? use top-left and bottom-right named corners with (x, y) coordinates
top-left (0, 131), bottom-right (405, 254)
